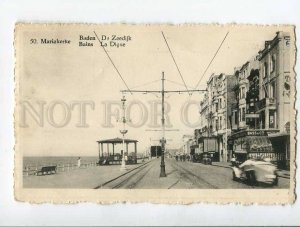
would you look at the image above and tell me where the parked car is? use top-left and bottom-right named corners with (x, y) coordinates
top-left (202, 153), bottom-right (212, 165)
top-left (192, 153), bottom-right (202, 163)
top-left (232, 159), bottom-right (278, 186)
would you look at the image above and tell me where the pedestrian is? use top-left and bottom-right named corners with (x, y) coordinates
top-left (231, 155), bottom-right (236, 167)
top-left (77, 157), bottom-right (81, 168)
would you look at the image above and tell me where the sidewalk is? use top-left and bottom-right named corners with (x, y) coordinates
top-left (211, 162), bottom-right (290, 179)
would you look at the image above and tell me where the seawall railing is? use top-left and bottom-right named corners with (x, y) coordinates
top-left (23, 161), bottom-right (98, 176)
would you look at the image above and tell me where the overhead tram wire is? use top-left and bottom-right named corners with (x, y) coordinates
top-left (192, 31), bottom-right (230, 96)
top-left (165, 79), bottom-right (205, 90)
top-left (164, 79), bottom-right (199, 98)
top-left (129, 79), bottom-right (161, 89)
top-left (161, 31), bottom-right (191, 96)
top-left (129, 79), bottom-right (162, 98)
top-left (121, 72), bottom-right (206, 178)
top-left (94, 31), bottom-right (132, 95)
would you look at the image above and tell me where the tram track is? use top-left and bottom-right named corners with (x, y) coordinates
top-left (169, 161), bottom-right (219, 189)
top-left (111, 164), bottom-right (152, 189)
top-left (117, 165), bottom-right (152, 189)
top-left (94, 160), bottom-right (153, 189)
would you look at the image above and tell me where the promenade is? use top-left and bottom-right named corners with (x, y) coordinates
top-left (23, 159), bottom-right (151, 188)
top-left (23, 158), bottom-right (290, 189)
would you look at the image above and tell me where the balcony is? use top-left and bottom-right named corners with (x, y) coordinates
top-left (246, 89), bottom-right (259, 100)
top-left (217, 86), bottom-right (223, 93)
top-left (212, 96), bottom-right (218, 103)
top-left (212, 111), bottom-right (218, 118)
top-left (217, 128), bottom-right (226, 135)
top-left (255, 98), bottom-right (276, 111)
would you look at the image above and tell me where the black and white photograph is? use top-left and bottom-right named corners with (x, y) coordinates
top-left (14, 24), bottom-right (295, 204)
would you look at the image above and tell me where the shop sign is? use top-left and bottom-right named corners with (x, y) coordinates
top-left (231, 129), bottom-right (279, 139)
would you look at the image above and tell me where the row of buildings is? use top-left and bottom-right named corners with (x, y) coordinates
top-left (186, 31), bottom-right (292, 169)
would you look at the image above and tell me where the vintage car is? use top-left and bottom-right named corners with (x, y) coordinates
top-left (192, 153), bottom-right (202, 163)
top-left (202, 153), bottom-right (212, 165)
top-left (232, 159), bottom-right (278, 186)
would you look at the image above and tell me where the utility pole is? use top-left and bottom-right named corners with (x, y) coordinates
top-left (121, 72), bottom-right (206, 177)
top-left (94, 30), bottom-right (225, 175)
top-left (160, 72), bottom-right (166, 176)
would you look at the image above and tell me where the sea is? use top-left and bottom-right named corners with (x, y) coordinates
top-left (23, 156), bottom-right (99, 169)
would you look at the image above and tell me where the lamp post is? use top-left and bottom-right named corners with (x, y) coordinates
top-left (120, 95), bottom-right (128, 171)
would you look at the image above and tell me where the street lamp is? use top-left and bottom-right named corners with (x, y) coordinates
top-left (120, 95), bottom-right (128, 171)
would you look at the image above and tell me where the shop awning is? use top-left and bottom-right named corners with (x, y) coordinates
top-left (268, 132), bottom-right (289, 138)
top-left (235, 150), bottom-right (247, 154)
top-left (246, 136), bottom-right (273, 152)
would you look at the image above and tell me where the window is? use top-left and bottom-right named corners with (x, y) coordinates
top-left (234, 111), bottom-right (238, 125)
top-left (220, 116), bottom-right (222, 129)
top-left (242, 108), bottom-right (245, 121)
top-left (263, 62), bottom-right (268, 78)
top-left (241, 87), bottom-right (245, 99)
top-left (269, 110), bottom-right (275, 128)
top-left (269, 82), bottom-right (276, 98)
top-left (239, 108), bottom-right (241, 122)
top-left (262, 84), bottom-right (267, 98)
top-left (271, 55), bottom-right (276, 73)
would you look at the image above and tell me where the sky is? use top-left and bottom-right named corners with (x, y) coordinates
top-left (16, 24), bottom-right (294, 156)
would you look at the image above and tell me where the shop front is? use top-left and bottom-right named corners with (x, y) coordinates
top-left (230, 129), bottom-right (281, 164)
top-left (198, 137), bottom-right (219, 162)
top-left (268, 133), bottom-right (290, 170)
top-left (268, 122), bottom-right (290, 170)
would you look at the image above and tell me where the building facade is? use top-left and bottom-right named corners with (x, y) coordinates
top-left (228, 31), bottom-right (291, 169)
top-left (257, 31), bottom-right (291, 169)
top-left (195, 31), bottom-right (292, 169)
top-left (198, 73), bottom-right (236, 162)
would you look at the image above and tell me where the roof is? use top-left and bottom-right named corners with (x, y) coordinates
top-left (97, 137), bottom-right (138, 144)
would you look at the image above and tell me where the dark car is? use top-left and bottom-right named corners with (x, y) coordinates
top-left (192, 153), bottom-right (202, 163)
top-left (202, 153), bottom-right (212, 165)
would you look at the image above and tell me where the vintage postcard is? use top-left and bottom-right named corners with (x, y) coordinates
top-left (14, 23), bottom-right (296, 204)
